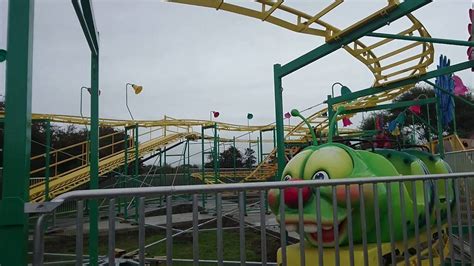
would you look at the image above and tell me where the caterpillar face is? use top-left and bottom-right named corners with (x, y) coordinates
top-left (268, 143), bottom-right (375, 246)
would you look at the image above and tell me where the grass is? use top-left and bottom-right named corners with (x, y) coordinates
top-left (41, 226), bottom-right (280, 264)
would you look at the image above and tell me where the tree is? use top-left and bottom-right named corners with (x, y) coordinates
top-left (205, 146), bottom-right (243, 168)
top-left (219, 146), bottom-right (243, 168)
top-left (243, 147), bottom-right (256, 168)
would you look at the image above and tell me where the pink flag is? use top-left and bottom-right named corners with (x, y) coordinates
top-left (452, 75), bottom-right (469, 96)
top-left (342, 117), bottom-right (352, 127)
top-left (408, 105), bottom-right (421, 114)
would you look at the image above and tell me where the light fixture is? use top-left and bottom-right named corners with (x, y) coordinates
top-left (126, 83), bottom-right (143, 120)
top-left (210, 111), bottom-right (220, 121)
top-left (131, 84), bottom-right (143, 95)
top-left (331, 82), bottom-right (351, 98)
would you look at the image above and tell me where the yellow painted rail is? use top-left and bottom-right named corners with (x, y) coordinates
top-left (29, 132), bottom-right (197, 202)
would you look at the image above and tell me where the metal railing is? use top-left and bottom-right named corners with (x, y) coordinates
top-left (27, 172), bottom-right (474, 266)
top-left (445, 149), bottom-right (474, 173)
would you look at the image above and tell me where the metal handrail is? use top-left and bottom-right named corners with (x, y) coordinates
top-left (27, 172), bottom-right (474, 212)
top-left (29, 171), bottom-right (474, 266)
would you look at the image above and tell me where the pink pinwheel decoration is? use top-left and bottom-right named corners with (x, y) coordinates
top-left (284, 112), bottom-right (291, 119)
top-left (409, 105), bottom-right (421, 114)
top-left (452, 75), bottom-right (469, 96)
top-left (342, 117), bottom-right (352, 127)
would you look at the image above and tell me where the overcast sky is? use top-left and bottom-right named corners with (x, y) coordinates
top-left (0, 0), bottom-right (472, 128)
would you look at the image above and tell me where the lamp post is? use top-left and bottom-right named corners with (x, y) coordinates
top-left (284, 112), bottom-right (291, 127)
top-left (125, 83), bottom-right (143, 120)
top-left (80, 86), bottom-right (91, 125)
top-left (330, 82), bottom-right (351, 137)
top-left (247, 113), bottom-right (253, 149)
top-left (80, 86), bottom-right (102, 124)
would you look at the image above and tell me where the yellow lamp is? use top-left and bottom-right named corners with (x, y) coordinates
top-left (132, 84), bottom-right (143, 95)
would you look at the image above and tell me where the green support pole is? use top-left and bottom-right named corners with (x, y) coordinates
top-left (272, 128), bottom-right (276, 149)
top-left (123, 128), bottom-right (129, 218)
top-left (201, 126), bottom-right (206, 211)
top-left (44, 120), bottom-right (51, 202)
top-left (273, 64), bottom-right (285, 181)
top-left (186, 140), bottom-right (190, 186)
top-left (366, 32), bottom-right (474, 47)
top-left (328, 61), bottom-right (474, 106)
top-left (233, 137), bottom-right (236, 179)
top-left (134, 125), bottom-right (139, 220)
top-left (213, 124), bottom-right (218, 186)
top-left (435, 96), bottom-right (445, 158)
top-left (89, 52), bottom-right (100, 265)
top-left (259, 130), bottom-right (263, 163)
top-left (159, 151), bottom-right (163, 206)
top-left (257, 137), bottom-right (260, 164)
top-left (452, 101), bottom-right (457, 135)
top-left (327, 95), bottom-right (335, 142)
top-left (213, 125), bottom-right (219, 214)
top-left (0, 1), bottom-right (34, 264)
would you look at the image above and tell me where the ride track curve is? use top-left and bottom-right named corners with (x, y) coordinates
top-left (165, 0), bottom-right (435, 181)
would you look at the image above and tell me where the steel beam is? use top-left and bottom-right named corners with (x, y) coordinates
top-left (272, 0), bottom-right (430, 178)
top-left (273, 64), bottom-right (285, 180)
top-left (327, 60), bottom-right (474, 105)
top-left (367, 32), bottom-right (474, 47)
top-left (88, 53), bottom-right (100, 265)
top-left (279, 0), bottom-right (431, 77)
top-left (342, 98), bottom-right (436, 115)
top-left (0, 0), bottom-right (34, 265)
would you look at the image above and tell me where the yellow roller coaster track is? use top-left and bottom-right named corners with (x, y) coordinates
top-left (29, 132), bottom-right (198, 202)
top-left (166, 0), bottom-right (434, 182)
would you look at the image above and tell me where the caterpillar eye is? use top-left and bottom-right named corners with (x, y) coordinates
top-left (283, 175), bottom-right (292, 181)
top-left (312, 171), bottom-right (329, 180)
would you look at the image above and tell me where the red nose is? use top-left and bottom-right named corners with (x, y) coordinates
top-left (283, 179), bottom-right (311, 208)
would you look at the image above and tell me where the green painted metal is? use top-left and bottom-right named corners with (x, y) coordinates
top-left (123, 128), bottom-right (129, 217)
top-left (0, 1), bottom-right (34, 264)
top-left (367, 32), bottom-right (474, 47)
top-left (233, 137), bottom-right (236, 178)
top-left (342, 98), bottom-right (436, 114)
top-left (424, 80), bottom-right (474, 107)
top-left (214, 123), bottom-right (218, 186)
top-left (259, 130), bottom-right (263, 163)
top-left (201, 126), bottom-right (206, 209)
top-left (328, 107), bottom-right (346, 143)
top-left (71, 0), bottom-right (99, 56)
top-left (186, 140), bottom-right (190, 186)
top-left (44, 120), bottom-right (51, 201)
top-left (88, 52), bottom-right (100, 265)
top-left (273, 64), bottom-right (285, 181)
top-left (133, 125), bottom-right (139, 220)
top-left (0, 49), bottom-right (6, 62)
top-left (435, 96), bottom-right (445, 158)
top-left (257, 137), bottom-right (260, 164)
top-left (327, 95), bottom-right (335, 140)
top-left (290, 108), bottom-right (318, 145)
top-left (159, 150), bottom-right (163, 206)
top-left (328, 60), bottom-right (474, 105)
top-left (279, 0), bottom-right (430, 77)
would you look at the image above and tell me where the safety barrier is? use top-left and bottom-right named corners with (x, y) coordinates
top-left (445, 149), bottom-right (474, 173)
top-left (27, 172), bottom-right (474, 265)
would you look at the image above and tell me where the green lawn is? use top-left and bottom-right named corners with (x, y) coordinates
top-left (42, 227), bottom-right (280, 263)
